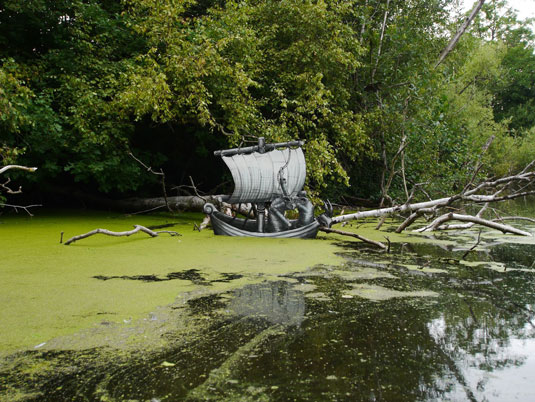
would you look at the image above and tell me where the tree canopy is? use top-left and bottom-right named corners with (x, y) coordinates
top-left (1, 0), bottom-right (534, 205)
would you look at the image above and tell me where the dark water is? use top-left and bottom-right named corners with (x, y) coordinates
top-left (2, 238), bottom-right (535, 401)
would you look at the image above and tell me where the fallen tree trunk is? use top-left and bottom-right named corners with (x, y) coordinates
top-left (330, 165), bottom-right (535, 236)
top-left (413, 213), bottom-right (532, 236)
top-left (331, 197), bottom-right (452, 224)
top-left (116, 196), bottom-right (253, 217)
top-left (115, 195), bottom-right (219, 213)
top-left (43, 185), bottom-right (254, 216)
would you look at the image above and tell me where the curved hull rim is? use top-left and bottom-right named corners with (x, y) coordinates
top-left (209, 211), bottom-right (319, 239)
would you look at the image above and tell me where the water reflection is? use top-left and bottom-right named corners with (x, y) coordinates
top-left (228, 281), bottom-right (306, 327)
top-left (428, 316), bottom-right (535, 400)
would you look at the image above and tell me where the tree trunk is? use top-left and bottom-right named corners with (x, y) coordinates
top-left (435, 0), bottom-right (486, 68)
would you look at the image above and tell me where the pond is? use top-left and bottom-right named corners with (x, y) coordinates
top-left (1, 208), bottom-right (535, 401)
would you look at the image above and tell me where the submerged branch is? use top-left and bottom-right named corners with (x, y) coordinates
top-left (194, 215), bottom-right (211, 232)
top-left (319, 227), bottom-right (387, 250)
top-left (461, 230), bottom-right (483, 260)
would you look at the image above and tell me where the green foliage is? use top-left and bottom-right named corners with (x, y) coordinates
top-left (1, 0), bottom-right (534, 202)
top-left (1, 0), bottom-right (149, 192)
top-left (118, 0), bottom-right (369, 195)
top-left (465, 1), bottom-right (535, 178)
top-left (493, 40), bottom-right (535, 132)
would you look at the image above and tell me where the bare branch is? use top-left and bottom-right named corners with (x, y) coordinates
top-left (128, 152), bottom-right (163, 176)
top-left (0, 165), bottom-right (38, 196)
top-left (64, 225), bottom-right (181, 245)
top-left (128, 152), bottom-right (171, 212)
top-left (126, 205), bottom-right (168, 215)
top-left (413, 213), bottom-right (531, 236)
top-left (0, 178), bottom-right (22, 194)
top-left (519, 160), bottom-right (535, 175)
top-left (431, 203), bottom-right (488, 230)
top-left (0, 165), bottom-right (38, 175)
top-left (0, 203), bottom-right (42, 216)
top-left (395, 210), bottom-right (423, 233)
top-left (319, 226), bottom-right (387, 250)
top-left (465, 190), bottom-right (535, 203)
top-left (370, 0), bottom-right (390, 82)
top-left (334, 163), bottom-right (535, 233)
top-left (493, 216), bottom-right (535, 224)
top-left (189, 176), bottom-right (207, 202)
top-left (462, 135), bottom-right (495, 194)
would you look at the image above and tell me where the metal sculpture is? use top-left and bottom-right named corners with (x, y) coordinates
top-left (203, 138), bottom-right (332, 238)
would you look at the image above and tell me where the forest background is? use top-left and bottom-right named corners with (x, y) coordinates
top-left (1, 0), bottom-right (534, 209)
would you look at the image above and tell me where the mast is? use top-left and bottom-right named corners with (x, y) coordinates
top-left (256, 137), bottom-right (266, 233)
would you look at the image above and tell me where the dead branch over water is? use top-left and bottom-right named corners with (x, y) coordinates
top-left (64, 225), bottom-right (181, 245)
top-left (1, 165), bottom-right (40, 215)
top-left (331, 164), bottom-right (535, 237)
top-left (319, 227), bottom-right (387, 249)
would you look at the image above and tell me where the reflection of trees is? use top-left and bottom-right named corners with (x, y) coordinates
top-left (489, 243), bottom-right (535, 269)
top-left (312, 244), bottom-right (535, 400)
top-left (426, 289), bottom-right (532, 399)
top-left (228, 281), bottom-right (306, 327)
top-left (213, 300), bottom-right (456, 400)
top-left (361, 242), bottom-right (535, 399)
top-left (182, 248), bottom-right (535, 401)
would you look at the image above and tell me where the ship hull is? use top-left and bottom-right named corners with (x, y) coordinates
top-left (204, 204), bottom-right (320, 239)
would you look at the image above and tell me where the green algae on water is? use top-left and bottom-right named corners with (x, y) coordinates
top-left (0, 209), bottom-right (342, 354)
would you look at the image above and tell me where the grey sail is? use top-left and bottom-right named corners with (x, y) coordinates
top-left (222, 147), bottom-right (306, 204)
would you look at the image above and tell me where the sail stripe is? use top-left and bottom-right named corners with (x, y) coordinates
top-left (294, 148), bottom-right (306, 195)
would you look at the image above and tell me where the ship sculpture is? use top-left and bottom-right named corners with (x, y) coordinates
top-left (203, 138), bottom-right (332, 238)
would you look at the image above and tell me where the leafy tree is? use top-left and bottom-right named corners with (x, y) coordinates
top-left (492, 30), bottom-right (535, 133)
top-left (119, 0), bottom-right (370, 195)
top-left (0, 0), bottom-right (148, 192)
top-left (0, 0), bottom-right (533, 204)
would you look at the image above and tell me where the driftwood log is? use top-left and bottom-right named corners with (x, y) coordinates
top-left (64, 225), bottom-right (180, 245)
